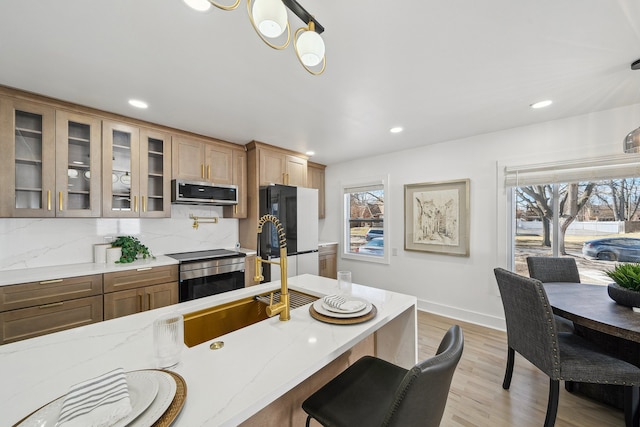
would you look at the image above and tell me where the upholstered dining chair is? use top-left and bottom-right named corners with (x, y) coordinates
top-left (494, 268), bottom-right (640, 427)
top-left (526, 256), bottom-right (581, 333)
top-left (301, 325), bottom-right (464, 427)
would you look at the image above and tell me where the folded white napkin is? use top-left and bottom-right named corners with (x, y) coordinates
top-left (323, 294), bottom-right (366, 312)
top-left (56, 368), bottom-right (132, 427)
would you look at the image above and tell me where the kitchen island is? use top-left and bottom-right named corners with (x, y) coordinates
top-left (1, 274), bottom-right (417, 426)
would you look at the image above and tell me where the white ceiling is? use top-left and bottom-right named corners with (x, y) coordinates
top-left (1, 0), bottom-right (639, 165)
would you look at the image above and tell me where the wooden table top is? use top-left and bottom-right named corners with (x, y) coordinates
top-left (544, 282), bottom-right (640, 343)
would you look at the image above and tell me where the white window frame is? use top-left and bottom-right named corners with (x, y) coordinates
top-left (341, 175), bottom-right (390, 264)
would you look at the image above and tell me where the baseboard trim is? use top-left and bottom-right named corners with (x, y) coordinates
top-left (417, 299), bottom-right (506, 331)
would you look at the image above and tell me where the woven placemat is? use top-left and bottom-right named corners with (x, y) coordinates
top-left (309, 303), bottom-right (377, 324)
top-left (152, 369), bottom-right (187, 427)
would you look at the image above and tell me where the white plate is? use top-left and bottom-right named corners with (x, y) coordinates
top-left (17, 371), bottom-right (160, 427)
top-left (321, 298), bottom-right (367, 314)
top-left (129, 371), bottom-right (177, 427)
top-left (313, 298), bottom-right (373, 319)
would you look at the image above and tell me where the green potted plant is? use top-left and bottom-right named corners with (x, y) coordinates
top-left (605, 263), bottom-right (640, 308)
top-left (111, 236), bottom-right (154, 264)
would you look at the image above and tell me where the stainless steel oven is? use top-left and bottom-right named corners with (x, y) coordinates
top-left (166, 249), bottom-right (246, 302)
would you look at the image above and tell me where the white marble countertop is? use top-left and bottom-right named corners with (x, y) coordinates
top-left (0, 256), bottom-right (179, 287)
top-left (0, 274), bottom-right (417, 426)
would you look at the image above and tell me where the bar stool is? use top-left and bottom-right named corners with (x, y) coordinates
top-left (302, 325), bottom-right (463, 427)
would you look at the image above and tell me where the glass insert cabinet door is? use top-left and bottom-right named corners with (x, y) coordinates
top-left (139, 128), bottom-right (171, 218)
top-left (0, 98), bottom-right (56, 217)
top-left (102, 121), bottom-right (140, 218)
top-left (55, 111), bottom-right (101, 217)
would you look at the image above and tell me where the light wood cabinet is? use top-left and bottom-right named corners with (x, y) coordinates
top-left (102, 121), bottom-right (171, 218)
top-left (103, 265), bottom-right (178, 320)
top-left (319, 244), bottom-right (337, 279)
top-left (104, 282), bottom-right (177, 320)
top-left (307, 162), bottom-right (326, 219)
top-left (0, 274), bottom-right (103, 344)
top-left (244, 254), bottom-right (258, 286)
top-left (224, 148), bottom-right (248, 218)
top-left (55, 110), bottom-right (102, 217)
top-left (0, 97), bottom-right (56, 217)
top-left (256, 144), bottom-right (308, 187)
top-left (172, 136), bottom-right (233, 185)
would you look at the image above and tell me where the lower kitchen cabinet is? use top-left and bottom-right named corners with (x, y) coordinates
top-left (319, 244), bottom-right (337, 279)
top-left (0, 273), bottom-right (103, 344)
top-left (103, 265), bottom-right (178, 320)
top-left (104, 281), bottom-right (177, 320)
top-left (0, 295), bottom-right (103, 344)
top-left (245, 254), bottom-right (258, 287)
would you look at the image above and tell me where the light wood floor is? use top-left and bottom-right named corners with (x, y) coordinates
top-left (420, 311), bottom-right (623, 427)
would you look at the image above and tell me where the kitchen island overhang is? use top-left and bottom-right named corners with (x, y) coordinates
top-left (1, 274), bottom-right (417, 426)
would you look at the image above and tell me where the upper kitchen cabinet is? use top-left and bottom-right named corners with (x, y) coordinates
top-left (307, 162), bottom-right (326, 219)
top-left (223, 147), bottom-right (248, 218)
top-left (102, 121), bottom-right (171, 218)
top-left (0, 98), bottom-right (56, 217)
top-left (248, 141), bottom-right (308, 187)
top-left (55, 111), bottom-right (102, 217)
top-left (172, 136), bottom-right (233, 185)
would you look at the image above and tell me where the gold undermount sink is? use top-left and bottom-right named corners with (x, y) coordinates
top-left (183, 289), bottom-right (318, 348)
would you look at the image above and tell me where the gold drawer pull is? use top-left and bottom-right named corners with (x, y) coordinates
top-left (47, 190), bottom-right (51, 211)
top-left (59, 191), bottom-right (63, 211)
top-left (39, 279), bottom-right (63, 285)
top-left (39, 302), bottom-right (64, 309)
top-left (136, 267), bottom-right (152, 272)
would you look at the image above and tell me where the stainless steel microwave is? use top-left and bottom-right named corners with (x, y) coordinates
top-left (171, 180), bottom-right (238, 205)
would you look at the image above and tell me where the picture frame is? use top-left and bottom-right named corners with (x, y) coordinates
top-left (404, 179), bottom-right (470, 256)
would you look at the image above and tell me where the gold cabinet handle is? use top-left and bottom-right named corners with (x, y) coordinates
top-left (39, 302), bottom-right (64, 309)
top-left (59, 191), bottom-right (63, 211)
top-left (142, 196), bottom-right (147, 213)
top-left (207, 165), bottom-right (211, 180)
top-left (136, 267), bottom-right (152, 272)
top-left (40, 279), bottom-right (63, 285)
top-left (47, 190), bottom-right (51, 211)
top-left (234, 205), bottom-right (238, 214)
top-left (133, 195), bottom-right (138, 213)
top-left (201, 164), bottom-right (205, 179)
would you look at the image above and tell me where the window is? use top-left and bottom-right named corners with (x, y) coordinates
top-left (506, 154), bottom-right (640, 283)
top-left (342, 177), bottom-right (389, 264)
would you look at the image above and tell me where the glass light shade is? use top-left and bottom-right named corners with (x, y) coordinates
top-left (252, 0), bottom-right (287, 38)
top-left (296, 30), bottom-right (325, 67)
top-left (624, 127), bottom-right (640, 153)
top-left (183, 0), bottom-right (211, 11)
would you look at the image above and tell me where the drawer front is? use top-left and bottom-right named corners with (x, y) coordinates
top-left (0, 274), bottom-right (103, 312)
top-left (104, 265), bottom-right (178, 293)
top-left (0, 295), bottom-right (103, 344)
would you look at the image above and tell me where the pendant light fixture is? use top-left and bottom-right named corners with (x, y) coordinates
top-left (183, 0), bottom-right (325, 75)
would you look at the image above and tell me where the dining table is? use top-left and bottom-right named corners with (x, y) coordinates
top-left (544, 282), bottom-right (640, 409)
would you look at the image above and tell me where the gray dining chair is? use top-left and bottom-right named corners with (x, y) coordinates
top-left (526, 256), bottom-right (580, 333)
top-left (301, 325), bottom-right (464, 427)
top-left (494, 267), bottom-right (640, 427)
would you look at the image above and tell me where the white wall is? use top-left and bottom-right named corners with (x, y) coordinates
top-left (320, 103), bottom-right (640, 330)
top-left (0, 205), bottom-right (239, 270)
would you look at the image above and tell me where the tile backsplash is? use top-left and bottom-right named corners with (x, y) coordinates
top-left (0, 205), bottom-right (239, 271)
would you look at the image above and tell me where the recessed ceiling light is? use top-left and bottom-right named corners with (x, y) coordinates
top-left (390, 127), bottom-right (403, 133)
top-left (183, 0), bottom-right (211, 11)
top-left (530, 100), bottom-right (553, 109)
top-left (305, 151), bottom-right (315, 156)
top-left (128, 99), bottom-right (148, 109)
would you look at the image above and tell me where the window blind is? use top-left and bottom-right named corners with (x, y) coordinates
top-left (504, 153), bottom-right (640, 187)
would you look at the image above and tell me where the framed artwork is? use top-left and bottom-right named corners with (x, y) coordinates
top-left (404, 179), bottom-right (470, 256)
